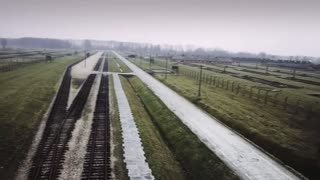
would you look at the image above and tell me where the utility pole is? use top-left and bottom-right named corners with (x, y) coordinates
top-left (149, 56), bottom-right (152, 70)
top-left (84, 51), bottom-right (89, 68)
top-left (198, 65), bottom-right (203, 97)
top-left (165, 57), bottom-right (169, 79)
top-left (292, 68), bottom-right (296, 79)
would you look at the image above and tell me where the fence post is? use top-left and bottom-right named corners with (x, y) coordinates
top-left (264, 90), bottom-right (270, 105)
top-left (249, 86), bottom-right (254, 98)
top-left (236, 84), bottom-right (240, 94)
top-left (242, 85), bottom-right (247, 96)
top-left (257, 89), bottom-right (261, 101)
top-left (283, 97), bottom-right (288, 110)
top-left (273, 93), bottom-right (279, 107)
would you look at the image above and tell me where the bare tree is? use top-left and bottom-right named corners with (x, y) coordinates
top-left (1, 38), bottom-right (7, 49)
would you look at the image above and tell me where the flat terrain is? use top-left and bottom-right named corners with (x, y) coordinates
top-left (108, 54), bottom-right (132, 73)
top-left (122, 76), bottom-right (238, 180)
top-left (129, 56), bottom-right (320, 179)
top-left (120, 76), bottom-right (186, 180)
top-left (115, 52), bottom-right (301, 180)
top-left (0, 55), bottom-right (81, 179)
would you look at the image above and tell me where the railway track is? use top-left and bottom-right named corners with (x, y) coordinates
top-left (103, 57), bottom-right (108, 72)
top-left (94, 58), bottom-right (103, 71)
top-left (28, 69), bottom-right (96, 180)
top-left (81, 75), bottom-right (111, 180)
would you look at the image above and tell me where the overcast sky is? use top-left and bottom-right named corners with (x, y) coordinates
top-left (0, 0), bottom-right (319, 56)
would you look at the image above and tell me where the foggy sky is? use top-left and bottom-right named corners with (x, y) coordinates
top-left (0, 0), bottom-right (319, 56)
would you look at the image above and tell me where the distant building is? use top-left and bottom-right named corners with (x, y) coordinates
top-left (171, 56), bottom-right (232, 65)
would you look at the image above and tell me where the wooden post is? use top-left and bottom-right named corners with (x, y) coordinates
top-left (165, 57), bottom-right (168, 80)
top-left (292, 68), bottom-right (296, 79)
top-left (198, 65), bottom-right (203, 97)
top-left (265, 64), bottom-right (269, 74)
top-left (257, 89), bottom-right (261, 101)
top-left (242, 85), bottom-right (247, 96)
top-left (284, 97), bottom-right (288, 110)
top-left (264, 90), bottom-right (270, 105)
top-left (250, 86), bottom-right (255, 98)
top-left (273, 93), bottom-right (280, 107)
top-left (236, 84), bottom-right (240, 94)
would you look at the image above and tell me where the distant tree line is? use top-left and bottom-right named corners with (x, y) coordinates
top-left (2, 37), bottom-right (319, 64)
top-left (88, 40), bottom-right (320, 65)
top-left (4, 37), bottom-right (72, 49)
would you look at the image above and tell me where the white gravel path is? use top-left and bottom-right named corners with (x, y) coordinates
top-left (113, 74), bottom-right (154, 180)
top-left (113, 51), bottom-right (302, 180)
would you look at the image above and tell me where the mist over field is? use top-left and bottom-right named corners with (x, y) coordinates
top-left (0, 0), bottom-right (320, 58)
top-left (1, 1), bottom-right (320, 180)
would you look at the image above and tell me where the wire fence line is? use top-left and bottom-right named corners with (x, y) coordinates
top-left (178, 68), bottom-right (318, 121)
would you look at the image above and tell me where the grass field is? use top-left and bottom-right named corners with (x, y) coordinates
top-left (129, 57), bottom-right (320, 179)
top-left (108, 54), bottom-right (131, 73)
top-left (120, 76), bottom-right (186, 180)
top-left (0, 55), bottom-right (82, 179)
top-left (124, 76), bottom-right (239, 180)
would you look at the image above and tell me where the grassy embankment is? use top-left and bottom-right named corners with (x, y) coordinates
top-left (121, 76), bottom-right (239, 180)
top-left (120, 76), bottom-right (186, 180)
top-left (131, 57), bottom-right (320, 179)
top-left (0, 55), bottom-right (81, 179)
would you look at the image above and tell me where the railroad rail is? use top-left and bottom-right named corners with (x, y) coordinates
top-left (81, 75), bottom-right (111, 180)
top-left (103, 57), bottom-right (108, 72)
top-left (94, 58), bottom-right (103, 71)
top-left (28, 70), bottom-right (96, 180)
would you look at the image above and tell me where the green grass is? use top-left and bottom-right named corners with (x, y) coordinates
top-left (108, 55), bottom-right (131, 73)
top-left (0, 56), bottom-right (81, 179)
top-left (109, 75), bottom-right (129, 180)
top-left (154, 73), bottom-right (320, 179)
top-left (120, 76), bottom-right (186, 180)
top-left (129, 57), bottom-right (173, 71)
top-left (126, 76), bottom-right (239, 180)
top-left (174, 64), bottom-right (320, 113)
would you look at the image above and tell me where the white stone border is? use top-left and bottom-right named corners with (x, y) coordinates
top-left (113, 74), bottom-right (154, 180)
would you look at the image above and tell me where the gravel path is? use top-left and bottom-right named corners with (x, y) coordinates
top-left (113, 51), bottom-right (302, 180)
top-left (113, 74), bottom-right (154, 180)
